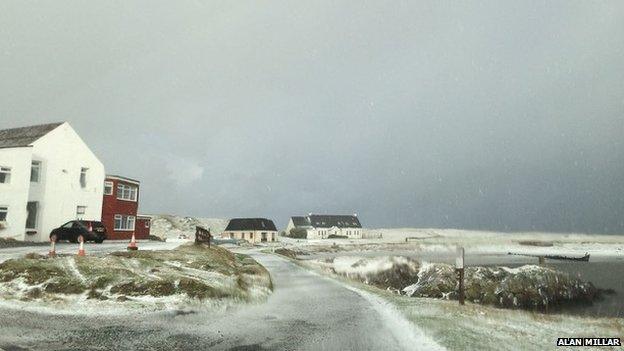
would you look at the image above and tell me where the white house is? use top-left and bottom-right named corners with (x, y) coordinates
top-left (286, 214), bottom-right (363, 239)
top-left (222, 218), bottom-right (278, 244)
top-left (0, 122), bottom-right (105, 242)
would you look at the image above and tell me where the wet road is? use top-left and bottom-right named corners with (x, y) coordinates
top-left (0, 248), bottom-right (442, 351)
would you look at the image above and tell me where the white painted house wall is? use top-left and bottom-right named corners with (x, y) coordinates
top-left (307, 227), bottom-right (362, 239)
top-left (29, 123), bottom-right (105, 242)
top-left (285, 218), bottom-right (296, 234)
top-left (224, 230), bottom-right (278, 244)
top-left (0, 147), bottom-right (33, 240)
top-left (0, 123), bottom-right (104, 242)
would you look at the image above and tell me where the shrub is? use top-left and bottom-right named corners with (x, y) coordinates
top-left (289, 228), bottom-right (308, 239)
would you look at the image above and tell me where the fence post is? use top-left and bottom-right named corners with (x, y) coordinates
top-left (195, 226), bottom-right (212, 247)
top-left (456, 246), bottom-right (465, 305)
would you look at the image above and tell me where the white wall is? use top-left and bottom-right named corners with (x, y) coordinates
top-left (28, 123), bottom-right (105, 241)
top-left (0, 147), bottom-right (33, 240)
top-left (307, 227), bottom-right (362, 239)
top-left (285, 218), bottom-right (295, 234)
top-left (224, 230), bottom-right (278, 244)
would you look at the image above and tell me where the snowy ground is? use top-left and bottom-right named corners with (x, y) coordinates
top-left (303, 255), bottom-right (598, 309)
top-left (0, 244), bottom-right (272, 314)
top-left (280, 228), bottom-right (624, 263)
top-left (275, 229), bottom-right (624, 349)
top-left (289, 254), bottom-right (623, 351)
top-left (148, 214), bottom-right (229, 242)
top-left (0, 249), bottom-right (442, 350)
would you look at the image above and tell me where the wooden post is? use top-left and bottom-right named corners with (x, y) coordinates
top-left (195, 226), bottom-right (212, 247)
top-left (456, 246), bottom-right (465, 305)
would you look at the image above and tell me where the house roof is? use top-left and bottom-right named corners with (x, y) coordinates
top-left (291, 216), bottom-right (312, 227)
top-left (308, 215), bottom-right (362, 228)
top-left (225, 218), bottom-right (277, 231)
top-left (0, 122), bottom-right (64, 149)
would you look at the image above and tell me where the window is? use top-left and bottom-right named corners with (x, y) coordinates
top-left (103, 181), bottom-right (113, 195)
top-left (30, 161), bottom-right (41, 182)
top-left (116, 183), bottom-right (138, 201)
top-left (0, 167), bottom-right (10, 184)
top-left (26, 202), bottom-right (38, 229)
top-left (76, 206), bottom-right (86, 219)
top-left (0, 206), bottom-right (7, 222)
top-left (114, 215), bottom-right (135, 231)
top-left (250, 232), bottom-right (253, 239)
top-left (80, 168), bottom-right (88, 188)
top-left (145, 220), bottom-right (150, 228)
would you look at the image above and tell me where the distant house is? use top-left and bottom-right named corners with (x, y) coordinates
top-left (286, 214), bottom-right (363, 239)
top-left (101, 175), bottom-right (150, 240)
top-left (223, 218), bottom-right (278, 244)
top-left (0, 122), bottom-right (105, 241)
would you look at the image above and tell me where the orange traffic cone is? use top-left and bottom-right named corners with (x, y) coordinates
top-left (77, 237), bottom-right (86, 256)
top-left (49, 236), bottom-right (56, 258)
top-left (127, 233), bottom-right (138, 251)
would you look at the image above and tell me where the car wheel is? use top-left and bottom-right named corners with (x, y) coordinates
top-left (94, 238), bottom-right (104, 244)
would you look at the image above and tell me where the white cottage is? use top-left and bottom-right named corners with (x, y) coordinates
top-left (286, 214), bottom-right (363, 239)
top-left (223, 218), bottom-right (278, 244)
top-left (0, 122), bottom-right (105, 242)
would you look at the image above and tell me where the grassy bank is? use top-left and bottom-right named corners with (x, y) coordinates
top-left (0, 244), bottom-right (272, 312)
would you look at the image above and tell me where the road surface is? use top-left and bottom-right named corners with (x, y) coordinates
top-left (0, 245), bottom-right (442, 350)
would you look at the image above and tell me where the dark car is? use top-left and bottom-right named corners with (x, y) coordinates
top-left (50, 220), bottom-right (107, 243)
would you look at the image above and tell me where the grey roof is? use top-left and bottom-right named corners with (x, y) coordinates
top-left (0, 122), bottom-right (63, 149)
top-left (225, 218), bottom-right (278, 231)
top-left (291, 216), bottom-right (312, 227)
top-left (308, 215), bottom-right (362, 228)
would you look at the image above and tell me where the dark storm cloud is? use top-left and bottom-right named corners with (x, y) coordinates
top-left (1, 1), bottom-right (623, 233)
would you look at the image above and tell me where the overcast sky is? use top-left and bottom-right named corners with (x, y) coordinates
top-left (1, 1), bottom-right (623, 233)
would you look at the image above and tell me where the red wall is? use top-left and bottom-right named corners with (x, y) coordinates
top-left (101, 177), bottom-right (140, 240)
top-left (136, 217), bottom-right (151, 239)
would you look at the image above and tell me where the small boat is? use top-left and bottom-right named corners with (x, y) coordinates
top-left (507, 252), bottom-right (590, 262)
top-left (544, 252), bottom-right (590, 262)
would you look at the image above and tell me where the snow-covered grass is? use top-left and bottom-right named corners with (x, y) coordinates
top-left (376, 286), bottom-right (623, 351)
top-left (289, 254), bottom-right (623, 351)
top-left (303, 256), bottom-right (598, 310)
top-left (0, 244), bottom-right (272, 314)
